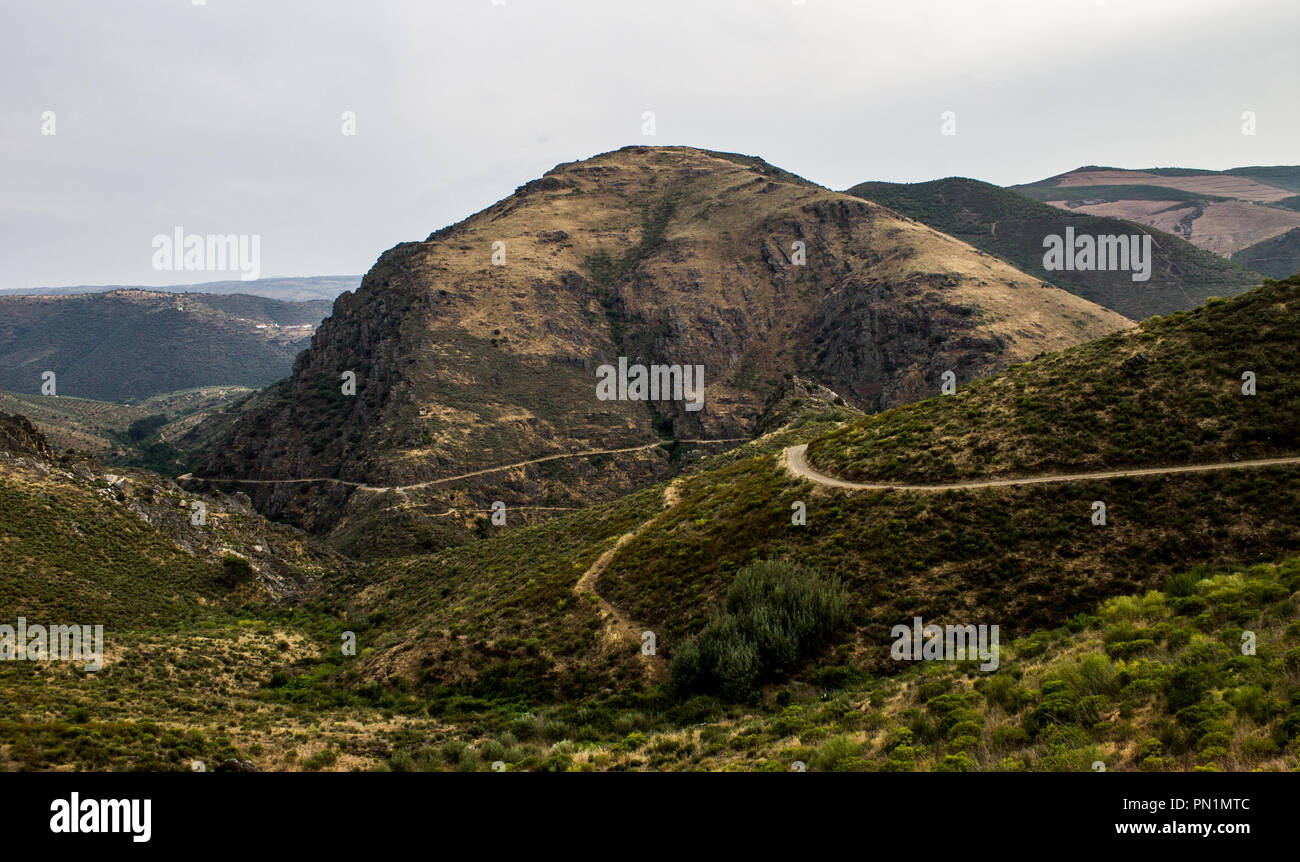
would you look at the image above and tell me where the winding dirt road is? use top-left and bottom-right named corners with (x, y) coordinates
top-left (571, 477), bottom-right (684, 683)
top-left (783, 443), bottom-right (1300, 492)
top-left (177, 438), bottom-right (748, 493)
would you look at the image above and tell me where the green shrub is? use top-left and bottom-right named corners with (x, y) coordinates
top-left (977, 674), bottom-right (1028, 712)
top-left (670, 559), bottom-right (849, 700)
top-left (991, 724), bottom-right (1030, 749)
top-left (219, 555), bottom-right (252, 589)
top-left (811, 735), bottom-right (865, 771)
top-left (935, 752), bottom-right (977, 772)
top-left (479, 739), bottom-right (506, 762)
top-left (1163, 570), bottom-right (1205, 598)
top-left (1166, 668), bottom-right (1211, 712)
top-left (302, 748), bottom-right (337, 771)
top-left (442, 739), bottom-right (468, 764)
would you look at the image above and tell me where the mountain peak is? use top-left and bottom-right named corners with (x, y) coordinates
top-left (200, 148), bottom-right (1128, 546)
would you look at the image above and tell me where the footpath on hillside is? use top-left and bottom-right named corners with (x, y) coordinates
top-left (177, 438), bottom-right (749, 493)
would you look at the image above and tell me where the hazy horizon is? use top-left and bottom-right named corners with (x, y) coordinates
top-left (3, 0), bottom-right (1297, 291)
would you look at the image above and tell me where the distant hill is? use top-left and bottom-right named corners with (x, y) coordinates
top-left (0, 386), bottom-right (252, 473)
top-left (0, 275), bottom-right (360, 303)
top-left (846, 177), bottom-right (1262, 321)
top-left (0, 289), bottom-right (332, 401)
top-left (1012, 165), bottom-right (1300, 260)
top-left (1234, 226), bottom-right (1300, 279)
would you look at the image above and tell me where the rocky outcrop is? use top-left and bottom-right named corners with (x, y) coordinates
top-left (0, 412), bottom-right (54, 461)
top-left (755, 377), bottom-right (856, 435)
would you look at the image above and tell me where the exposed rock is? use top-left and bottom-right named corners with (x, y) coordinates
top-left (755, 376), bottom-right (857, 435)
top-left (0, 412), bottom-right (54, 461)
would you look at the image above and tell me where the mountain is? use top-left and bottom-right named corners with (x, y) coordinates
top-left (197, 146), bottom-right (1129, 541)
top-left (0, 289), bottom-right (333, 401)
top-left (846, 177), bottom-right (1263, 321)
top-left (1012, 166), bottom-right (1300, 276)
top-left (0, 275), bottom-right (360, 303)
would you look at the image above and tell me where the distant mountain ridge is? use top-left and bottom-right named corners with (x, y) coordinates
top-left (846, 177), bottom-right (1263, 321)
top-left (0, 274), bottom-right (360, 303)
top-left (0, 289), bottom-right (333, 401)
top-left (1012, 165), bottom-right (1300, 278)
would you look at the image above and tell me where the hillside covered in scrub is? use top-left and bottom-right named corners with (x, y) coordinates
top-left (0, 411), bottom-right (343, 625)
top-left (3, 277), bottom-right (1300, 775)
top-left (0, 290), bottom-right (330, 401)
top-left (805, 273), bottom-right (1300, 483)
top-left (326, 277), bottom-right (1300, 717)
top-left (4, 524), bottom-right (1297, 772)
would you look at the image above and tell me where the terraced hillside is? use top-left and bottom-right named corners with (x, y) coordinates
top-left (1013, 165), bottom-right (1300, 275)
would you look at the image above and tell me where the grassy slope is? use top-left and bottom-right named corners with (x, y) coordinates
top-left (806, 274), bottom-right (1300, 483)
top-left (573, 555), bottom-right (1300, 772)
top-left (847, 177), bottom-right (1261, 320)
top-left (0, 444), bottom-right (342, 629)
top-left (5, 522), bottom-right (1297, 772)
top-left (0, 386), bottom-right (252, 464)
top-left (0, 478), bottom-right (219, 628)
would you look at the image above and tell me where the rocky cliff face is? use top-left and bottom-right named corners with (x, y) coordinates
top-left (0, 412), bottom-right (54, 461)
top-left (200, 146), bottom-right (1131, 541)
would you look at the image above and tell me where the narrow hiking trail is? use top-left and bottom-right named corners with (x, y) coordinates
top-left (572, 477), bottom-right (685, 683)
top-left (180, 443), bottom-right (717, 683)
top-left (177, 438), bottom-right (748, 493)
top-left (783, 443), bottom-right (1300, 492)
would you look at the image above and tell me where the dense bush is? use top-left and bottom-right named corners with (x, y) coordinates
top-left (220, 555), bottom-right (253, 589)
top-left (670, 559), bottom-right (849, 700)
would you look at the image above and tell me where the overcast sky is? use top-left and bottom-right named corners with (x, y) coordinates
top-left (1, 0), bottom-right (1296, 291)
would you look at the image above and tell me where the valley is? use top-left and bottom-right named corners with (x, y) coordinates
top-left (3, 149), bottom-right (1299, 775)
